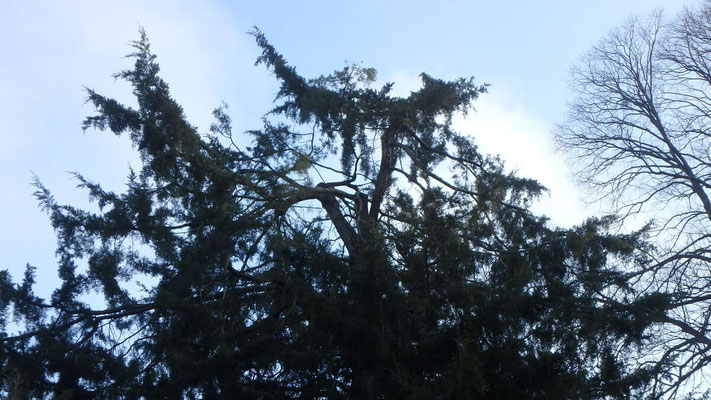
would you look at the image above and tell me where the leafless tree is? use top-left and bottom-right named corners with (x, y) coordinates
top-left (557, 4), bottom-right (711, 397)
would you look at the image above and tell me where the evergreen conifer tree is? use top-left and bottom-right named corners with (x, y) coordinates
top-left (1, 30), bottom-right (666, 399)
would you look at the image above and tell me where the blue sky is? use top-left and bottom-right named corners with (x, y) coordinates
top-left (0, 0), bottom-right (691, 295)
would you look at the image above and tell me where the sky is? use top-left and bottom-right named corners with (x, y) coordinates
top-left (0, 0), bottom-right (692, 295)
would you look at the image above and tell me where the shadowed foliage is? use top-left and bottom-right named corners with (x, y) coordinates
top-left (1, 29), bottom-right (665, 399)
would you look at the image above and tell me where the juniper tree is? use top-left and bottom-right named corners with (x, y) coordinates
top-left (1, 30), bottom-right (665, 399)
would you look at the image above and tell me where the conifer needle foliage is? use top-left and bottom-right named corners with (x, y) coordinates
top-left (1, 29), bottom-right (665, 399)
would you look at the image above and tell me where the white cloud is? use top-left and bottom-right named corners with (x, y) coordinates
top-left (453, 86), bottom-right (589, 227)
top-left (381, 71), bottom-right (589, 227)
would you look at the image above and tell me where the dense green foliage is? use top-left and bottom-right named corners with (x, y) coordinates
top-left (1, 30), bottom-right (666, 399)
